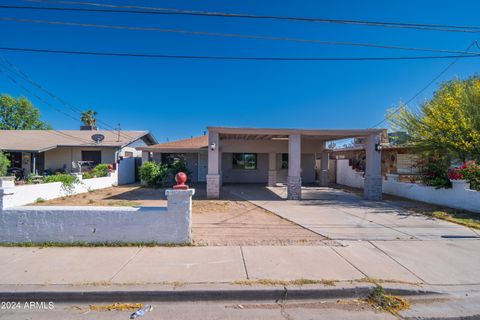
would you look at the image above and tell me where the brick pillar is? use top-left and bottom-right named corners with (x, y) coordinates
top-left (287, 134), bottom-right (302, 200)
top-left (319, 149), bottom-right (330, 187)
top-left (207, 131), bottom-right (220, 199)
top-left (268, 152), bottom-right (277, 187)
top-left (364, 134), bottom-right (383, 200)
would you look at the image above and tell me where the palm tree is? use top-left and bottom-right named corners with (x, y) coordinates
top-left (81, 109), bottom-right (98, 127)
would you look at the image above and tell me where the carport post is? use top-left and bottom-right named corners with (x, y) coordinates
top-left (364, 134), bottom-right (383, 200)
top-left (319, 149), bottom-right (330, 187)
top-left (287, 134), bottom-right (302, 200)
top-left (268, 152), bottom-right (277, 187)
top-left (207, 130), bottom-right (221, 199)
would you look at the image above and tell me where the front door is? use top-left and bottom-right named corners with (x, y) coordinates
top-left (198, 153), bottom-right (208, 182)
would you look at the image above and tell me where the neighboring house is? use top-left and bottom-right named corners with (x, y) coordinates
top-left (0, 128), bottom-right (156, 176)
top-left (138, 126), bottom-right (385, 200)
top-left (331, 145), bottom-right (421, 178)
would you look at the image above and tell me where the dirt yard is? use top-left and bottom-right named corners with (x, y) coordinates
top-left (35, 185), bottom-right (326, 246)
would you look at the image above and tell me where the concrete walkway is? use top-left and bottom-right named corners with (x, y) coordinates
top-left (228, 185), bottom-right (480, 241)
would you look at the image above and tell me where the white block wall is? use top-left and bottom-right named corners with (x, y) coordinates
top-left (0, 189), bottom-right (194, 244)
top-left (2, 173), bottom-right (117, 208)
top-left (336, 159), bottom-right (480, 213)
top-left (336, 159), bottom-right (365, 189)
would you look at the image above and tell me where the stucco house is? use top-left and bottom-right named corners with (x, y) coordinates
top-left (0, 128), bottom-right (156, 176)
top-left (138, 126), bottom-right (385, 200)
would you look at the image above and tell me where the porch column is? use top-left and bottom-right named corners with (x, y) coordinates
top-left (268, 152), bottom-right (277, 187)
top-left (319, 148), bottom-right (330, 187)
top-left (364, 134), bottom-right (382, 200)
top-left (206, 130), bottom-right (220, 199)
top-left (287, 134), bottom-right (301, 200)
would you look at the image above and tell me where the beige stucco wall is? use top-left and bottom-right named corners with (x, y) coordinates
top-left (219, 138), bottom-right (325, 154)
top-left (44, 147), bottom-right (118, 171)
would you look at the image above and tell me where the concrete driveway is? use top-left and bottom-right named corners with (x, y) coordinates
top-left (226, 185), bottom-right (480, 241)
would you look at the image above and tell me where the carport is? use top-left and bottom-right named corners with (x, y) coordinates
top-left (206, 126), bottom-right (385, 200)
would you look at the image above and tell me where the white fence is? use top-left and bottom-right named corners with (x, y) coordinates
top-left (0, 189), bottom-right (194, 244)
top-left (336, 159), bottom-right (480, 213)
top-left (0, 171), bottom-right (118, 208)
top-left (118, 157), bottom-right (136, 185)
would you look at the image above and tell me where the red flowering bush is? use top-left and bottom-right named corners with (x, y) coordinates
top-left (449, 161), bottom-right (480, 191)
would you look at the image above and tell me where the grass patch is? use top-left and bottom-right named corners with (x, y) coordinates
top-left (0, 241), bottom-right (193, 248)
top-left (35, 197), bottom-right (46, 203)
top-left (233, 278), bottom-right (337, 287)
top-left (357, 277), bottom-right (421, 286)
top-left (429, 210), bottom-right (480, 230)
top-left (88, 199), bottom-right (95, 204)
top-left (366, 285), bottom-right (410, 315)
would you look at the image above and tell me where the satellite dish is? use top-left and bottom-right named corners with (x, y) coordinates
top-left (91, 134), bottom-right (105, 144)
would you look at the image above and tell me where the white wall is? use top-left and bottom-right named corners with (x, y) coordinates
top-left (0, 189), bottom-right (194, 244)
top-left (336, 159), bottom-right (480, 213)
top-left (336, 159), bottom-right (365, 189)
top-left (383, 179), bottom-right (480, 213)
top-left (2, 172), bottom-right (118, 208)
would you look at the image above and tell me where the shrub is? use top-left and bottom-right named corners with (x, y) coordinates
top-left (0, 151), bottom-right (10, 176)
top-left (82, 172), bottom-right (94, 179)
top-left (419, 157), bottom-right (451, 189)
top-left (167, 159), bottom-right (192, 184)
top-left (92, 163), bottom-right (110, 177)
top-left (450, 160), bottom-right (480, 191)
top-left (42, 174), bottom-right (79, 193)
top-left (139, 161), bottom-right (168, 187)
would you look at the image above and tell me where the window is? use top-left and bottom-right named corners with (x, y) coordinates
top-left (232, 153), bottom-right (257, 170)
top-left (161, 153), bottom-right (187, 165)
top-left (81, 151), bottom-right (102, 166)
top-left (281, 153), bottom-right (288, 169)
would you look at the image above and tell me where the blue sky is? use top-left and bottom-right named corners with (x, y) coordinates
top-left (1, 0), bottom-right (480, 142)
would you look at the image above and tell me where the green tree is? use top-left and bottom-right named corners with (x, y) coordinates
top-left (0, 151), bottom-right (10, 176)
top-left (0, 94), bottom-right (51, 130)
top-left (388, 76), bottom-right (480, 162)
top-left (81, 109), bottom-right (98, 126)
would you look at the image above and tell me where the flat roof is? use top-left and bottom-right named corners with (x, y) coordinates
top-left (0, 130), bottom-right (155, 152)
top-left (138, 135), bottom-right (208, 152)
top-left (208, 126), bottom-right (385, 141)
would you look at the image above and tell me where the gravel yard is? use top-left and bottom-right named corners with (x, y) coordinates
top-left (35, 185), bottom-right (326, 246)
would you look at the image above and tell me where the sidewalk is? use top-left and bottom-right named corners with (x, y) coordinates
top-left (1, 240), bottom-right (479, 288)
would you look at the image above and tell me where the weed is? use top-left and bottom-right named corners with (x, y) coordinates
top-left (89, 303), bottom-right (143, 312)
top-left (35, 197), bottom-right (45, 203)
top-left (366, 285), bottom-right (410, 315)
top-left (88, 199), bottom-right (95, 204)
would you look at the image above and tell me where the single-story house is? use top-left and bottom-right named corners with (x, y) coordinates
top-left (138, 126), bottom-right (385, 200)
top-left (0, 128), bottom-right (156, 176)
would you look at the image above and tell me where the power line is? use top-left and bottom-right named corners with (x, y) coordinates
top-left (6, 1), bottom-right (480, 33)
top-left (1, 46), bottom-right (480, 61)
top-left (371, 41), bottom-right (479, 128)
top-left (0, 66), bottom-right (95, 145)
top-left (0, 55), bottom-right (138, 141)
top-left (2, 17), bottom-right (479, 56)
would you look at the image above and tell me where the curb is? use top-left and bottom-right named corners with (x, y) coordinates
top-left (0, 286), bottom-right (440, 302)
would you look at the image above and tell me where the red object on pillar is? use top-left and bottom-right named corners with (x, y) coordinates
top-left (173, 172), bottom-right (189, 190)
